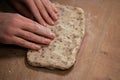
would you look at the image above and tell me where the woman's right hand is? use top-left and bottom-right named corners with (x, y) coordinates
top-left (0, 13), bottom-right (55, 50)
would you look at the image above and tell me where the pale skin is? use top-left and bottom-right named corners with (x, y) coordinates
top-left (0, 0), bottom-right (58, 50)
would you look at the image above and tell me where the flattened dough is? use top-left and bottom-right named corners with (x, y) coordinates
top-left (27, 3), bottom-right (85, 70)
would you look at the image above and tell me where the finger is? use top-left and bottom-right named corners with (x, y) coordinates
top-left (16, 29), bottom-right (51, 44)
top-left (19, 17), bottom-right (55, 39)
top-left (9, 1), bottom-right (34, 19)
top-left (13, 36), bottom-right (41, 50)
top-left (34, 0), bottom-right (55, 25)
top-left (51, 3), bottom-right (58, 13)
top-left (26, 0), bottom-right (47, 26)
top-left (41, 0), bottom-right (58, 20)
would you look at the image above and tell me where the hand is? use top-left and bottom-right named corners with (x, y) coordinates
top-left (8, 0), bottom-right (58, 26)
top-left (0, 13), bottom-right (55, 50)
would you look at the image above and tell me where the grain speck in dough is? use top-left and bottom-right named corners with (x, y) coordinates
top-left (27, 3), bottom-right (85, 70)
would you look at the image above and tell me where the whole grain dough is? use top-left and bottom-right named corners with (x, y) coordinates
top-left (27, 3), bottom-right (85, 70)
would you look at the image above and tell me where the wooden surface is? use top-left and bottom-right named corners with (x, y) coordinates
top-left (0, 0), bottom-right (120, 80)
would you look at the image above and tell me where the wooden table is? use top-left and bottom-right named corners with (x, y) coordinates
top-left (0, 0), bottom-right (120, 80)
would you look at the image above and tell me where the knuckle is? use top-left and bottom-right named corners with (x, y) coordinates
top-left (45, 14), bottom-right (50, 19)
top-left (21, 40), bottom-right (27, 45)
top-left (14, 13), bottom-right (21, 18)
top-left (41, 39), bottom-right (46, 44)
top-left (24, 42), bottom-right (34, 49)
top-left (29, 44), bottom-right (35, 48)
top-left (40, 37), bottom-right (47, 43)
top-left (16, 38), bottom-right (26, 46)
top-left (23, 32), bottom-right (34, 40)
top-left (31, 25), bottom-right (38, 31)
top-left (32, 24), bottom-right (39, 32)
top-left (26, 33), bottom-right (32, 39)
top-left (10, 14), bottom-right (21, 25)
top-left (5, 27), bottom-right (16, 35)
top-left (37, 17), bottom-right (44, 23)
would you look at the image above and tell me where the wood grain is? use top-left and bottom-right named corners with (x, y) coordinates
top-left (0, 0), bottom-right (120, 80)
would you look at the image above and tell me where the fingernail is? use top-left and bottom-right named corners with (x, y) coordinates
top-left (43, 23), bottom-right (47, 27)
top-left (35, 45), bottom-right (41, 50)
top-left (50, 32), bottom-right (56, 38)
top-left (44, 39), bottom-right (51, 44)
top-left (51, 21), bottom-right (54, 25)
top-left (54, 15), bottom-right (58, 20)
top-left (55, 7), bottom-right (58, 13)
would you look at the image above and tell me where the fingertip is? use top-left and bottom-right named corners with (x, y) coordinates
top-left (55, 16), bottom-right (58, 21)
top-left (50, 32), bottom-right (56, 39)
top-left (43, 23), bottom-right (47, 27)
top-left (53, 14), bottom-right (58, 21)
top-left (47, 20), bottom-right (55, 25)
top-left (44, 39), bottom-right (51, 44)
top-left (33, 45), bottom-right (41, 50)
top-left (38, 20), bottom-right (47, 27)
top-left (51, 20), bottom-right (55, 25)
top-left (53, 7), bottom-right (58, 13)
top-left (49, 1), bottom-right (58, 13)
